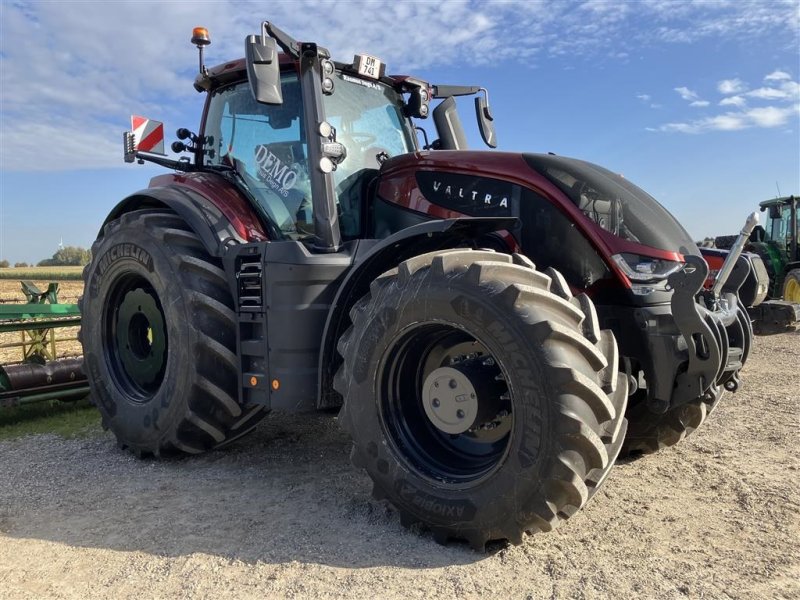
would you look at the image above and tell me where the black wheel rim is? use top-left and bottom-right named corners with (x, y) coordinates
top-left (104, 274), bottom-right (168, 402)
top-left (378, 323), bottom-right (513, 487)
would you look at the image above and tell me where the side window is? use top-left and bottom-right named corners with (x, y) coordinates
top-left (205, 76), bottom-right (313, 239)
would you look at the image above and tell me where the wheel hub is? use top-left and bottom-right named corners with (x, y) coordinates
top-left (115, 288), bottom-right (166, 390)
top-left (422, 367), bottom-right (479, 434)
top-left (421, 355), bottom-right (508, 435)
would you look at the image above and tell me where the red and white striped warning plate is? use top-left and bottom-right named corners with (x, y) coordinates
top-left (131, 115), bottom-right (165, 155)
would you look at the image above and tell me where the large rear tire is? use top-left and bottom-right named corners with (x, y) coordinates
top-left (79, 210), bottom-right (267, 456)
top-left (334, 250), bottom-right (627, 549)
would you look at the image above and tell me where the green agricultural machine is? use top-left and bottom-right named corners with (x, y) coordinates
top-left (0, 282), bottom-right (88, 407)
top-left (755, 195), bottom-right (800, 301)
top-left (715, 195), bottom-right (800, 333)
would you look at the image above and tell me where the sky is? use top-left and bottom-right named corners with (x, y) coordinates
top-left (0, 0), bottom-right (798, 264)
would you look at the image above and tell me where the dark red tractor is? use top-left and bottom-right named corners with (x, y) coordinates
top-left (80, 22), bottom-right (756, 548)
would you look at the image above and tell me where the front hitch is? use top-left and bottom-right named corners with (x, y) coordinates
top-left (668, 254), bottom-right (722, 406)
top-left (664, 246), bottom-right (755, 413)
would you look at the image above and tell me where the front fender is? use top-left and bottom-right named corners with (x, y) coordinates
top-left (317, 217), bottom-right (518, 409)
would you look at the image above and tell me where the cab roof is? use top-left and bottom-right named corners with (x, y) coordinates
top-left (196, 55), bottom-right (410, 93)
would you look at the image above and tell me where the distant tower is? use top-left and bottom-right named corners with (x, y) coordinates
top-left (58, 236), bottom-right (64, 250)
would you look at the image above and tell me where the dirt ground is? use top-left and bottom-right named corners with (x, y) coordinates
top-left (0, 330), bottom-right (798, 599)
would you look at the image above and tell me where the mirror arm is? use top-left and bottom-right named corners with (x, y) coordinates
top-left (263, 21), bottom-right (301, 58)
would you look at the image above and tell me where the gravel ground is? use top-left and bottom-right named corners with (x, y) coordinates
top-left (0, 330), bottom-right (798, 599)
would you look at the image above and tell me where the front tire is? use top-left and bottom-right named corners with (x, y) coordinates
top-left (620, 387), bottom-right (724, 457)
top-left (79, 210), bottom-right (267, 456)
top-left (334, 250), bottom-right (627, 549)
top-left (620, 303), bottom-right (751, 457)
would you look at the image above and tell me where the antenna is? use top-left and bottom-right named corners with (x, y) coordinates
top-left (776, 181), bottom-right (782, 198)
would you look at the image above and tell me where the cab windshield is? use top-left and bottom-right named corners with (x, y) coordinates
top-left (323, 72), bottom-right (416, 237)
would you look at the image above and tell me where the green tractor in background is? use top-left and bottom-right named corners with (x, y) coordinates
top-left (716, 195), bottom-right (800, 333)
top-left (754, 195), bottom-right (800, 302)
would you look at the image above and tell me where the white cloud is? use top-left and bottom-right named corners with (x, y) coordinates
top-left (746, 105), bottom-right (798, 127)
top-left (747, 87), bottom-right (791, 100)
top-left (720, 96), bottom-right (747, 107)
top-left (653, 69), bottom-right (799, 134)
top-left (675, 86), bottom-right (700, 101)
top-left (640, 0), bottom-right (800, 45)
top-left (676, 87), bottom-right (710, 107)
top-left (708, 114), bottom-right (749, 131)
top-left (717, 78), bottom-right (747, 94)
top-left (1, 0), bottom-right (799, 170)
top-left (637, 93), bottom-right (652, 102)
top-left (765, 70), bottom-right (792, 81)
top-left (649, 104), bottom-right (799, 134)
top-left (780, 80), bottom-right (800, 97)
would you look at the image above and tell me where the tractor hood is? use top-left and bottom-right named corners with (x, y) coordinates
top-left (377, 150), bottom-right (699, 260)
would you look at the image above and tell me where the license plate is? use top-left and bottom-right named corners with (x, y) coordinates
top-left (356, 54), bottom-right (382, 79)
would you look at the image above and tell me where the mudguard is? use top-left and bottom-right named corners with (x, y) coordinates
top-left (101, 185), bottom-right (252, 258)
top-left (317, 217), bottom-right (518, 408)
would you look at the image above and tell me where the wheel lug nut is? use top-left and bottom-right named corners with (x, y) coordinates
top-left (449, 379), bottom-right (457, 389)
top-left (432, 398), bottom-right (440, 408)
top-left (456, 409), bottom-right (465, 419)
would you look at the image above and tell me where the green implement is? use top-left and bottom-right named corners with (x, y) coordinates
top-left (0, 281), bottom-right (88, 407)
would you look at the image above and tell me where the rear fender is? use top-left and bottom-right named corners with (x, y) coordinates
top-left (317, 217), bottom-right (518, 409)
top-left (101, 184), bottom-right (257, 258)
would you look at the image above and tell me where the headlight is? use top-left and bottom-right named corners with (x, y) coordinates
top-left (611, 253), bottom-right (683, 295)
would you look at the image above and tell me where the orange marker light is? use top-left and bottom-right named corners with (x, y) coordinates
top-left (249, 376), bottom-right (258, 387)
top-left (191, 27), bottom-right (211, 46)
top-left (271, 379), bottom-right (280, 391)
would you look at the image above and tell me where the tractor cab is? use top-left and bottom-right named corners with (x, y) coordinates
top-left (759, 196), bottom-right (799, 260)
top-left (757, 195), bottom-right (800, 302)
top-left (202, 62), bottom-right (418, 241)
top-left (194, 21), bottom-right (497, 250)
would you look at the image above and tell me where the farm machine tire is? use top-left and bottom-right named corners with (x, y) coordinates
top-left (784, 269), bottom-right (800, 303)
top-left (619, 388), bottom-right (724, 457)
top-left (334, 250), bottom-right (628, 549)
top-left (79, 210), bottom-right (268, 457)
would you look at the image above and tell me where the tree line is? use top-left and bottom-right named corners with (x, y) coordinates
top-left (0, 246), bottom-right (92, 268)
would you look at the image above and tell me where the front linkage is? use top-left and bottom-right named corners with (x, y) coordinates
top-left (622, 215), bottom-right (756, 455)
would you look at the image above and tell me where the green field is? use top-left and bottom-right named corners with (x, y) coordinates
top-left (0, 398), bottom-right (100, 441)
top-left (0, 266), bottom-right (84, 281)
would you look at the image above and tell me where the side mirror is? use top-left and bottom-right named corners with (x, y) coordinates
top-left (475, 92), bottom-right (496, 148)
top-left (245, 28), bottom-right (283, 105)
top-left (769, 205), bottom-right (781, 220)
